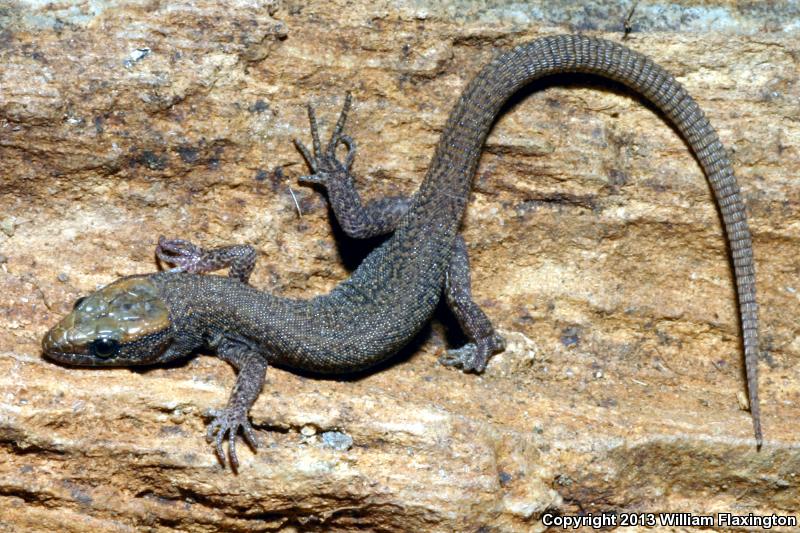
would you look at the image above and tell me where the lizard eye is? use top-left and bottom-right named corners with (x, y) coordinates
top-left (89, 338), bottom-right (120, 359)
top-left (73, 296), bottom-right (86, 310)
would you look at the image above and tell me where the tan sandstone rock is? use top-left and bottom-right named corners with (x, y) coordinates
top-left (0, 1), bottom-right (798, 531)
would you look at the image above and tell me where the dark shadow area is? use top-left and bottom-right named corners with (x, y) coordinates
top-left (322, 202), bottom-right (393, 271)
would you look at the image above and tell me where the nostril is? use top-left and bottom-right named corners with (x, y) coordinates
top-left (42, 326), bottom-right (68, 355)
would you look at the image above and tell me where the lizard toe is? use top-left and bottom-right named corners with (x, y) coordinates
top-left (205, 407), bottom-right (259, 470)
top-left (440, 334), bottom-right (505, 373)
top-left (439, 343), bottom-right (482, 372)
top-left (156, 236), bottom-right (204, 273)
top-left (298, 172), bottom-right (329, 187)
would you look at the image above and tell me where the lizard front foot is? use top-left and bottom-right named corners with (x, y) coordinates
top-left (439, 333), bottom-right (506, 373)
top-left (294, 92), bottom-right (356, 188)
top-left (156, 236), bottom-right (256, 283)
top-left (156, 236), bottom-right (206, 273)
top-left (205, 406), bottom-right (261, 471)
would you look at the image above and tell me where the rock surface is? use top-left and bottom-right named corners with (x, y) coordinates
top-left (1, 1), bottom-right (798, 531)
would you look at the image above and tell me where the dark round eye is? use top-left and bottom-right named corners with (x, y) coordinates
top-left (73, 296), bottom-right (87, 310)
top-left (89, 338), bottom-right (120, 359)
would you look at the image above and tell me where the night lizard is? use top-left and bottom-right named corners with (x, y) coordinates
top-left (42, 34), bottom-right (761, 469)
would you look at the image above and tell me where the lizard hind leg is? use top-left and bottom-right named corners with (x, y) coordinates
top-left (294, 93), bottom-right (412, 239)
top-left (156, 236), bottom-right (256, 284)
top-left (438, 236), bottom-right (506, 373)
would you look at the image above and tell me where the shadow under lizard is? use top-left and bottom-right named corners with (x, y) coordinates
top-left (42, 34), bottom-right (761, 469)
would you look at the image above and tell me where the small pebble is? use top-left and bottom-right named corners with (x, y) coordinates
top-left (737, 391), bottom-right (749, 410)
top-left (321, 431), bottom-right (353, 451)
top-left (0, 218), bottom-right (14, 237)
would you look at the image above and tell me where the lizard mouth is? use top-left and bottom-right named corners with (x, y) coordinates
top-left (41, 328), bottom-right (114, 366)
top-left (42, 350), bottom-right (104, 366)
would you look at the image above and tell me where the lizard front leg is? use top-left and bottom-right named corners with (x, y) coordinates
top-left (156, 236), bottom-right (256, 284)
top-left (206, 336), bottom-right (266, 470)
top-left (295, 95), bottom-right (505, 371)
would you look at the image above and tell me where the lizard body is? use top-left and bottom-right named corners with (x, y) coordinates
top-left (43, 35), bottom-right (761, 468)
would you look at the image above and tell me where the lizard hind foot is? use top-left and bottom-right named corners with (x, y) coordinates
top-left (294, 92), bottom-right (356, 189)
top-left (439, 333), bottom-right (506, 373)
top-left (205, 406), bottom-right (261, 471)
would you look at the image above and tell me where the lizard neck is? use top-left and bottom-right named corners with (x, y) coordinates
top-left (152, 272), bottom-right (286, 347)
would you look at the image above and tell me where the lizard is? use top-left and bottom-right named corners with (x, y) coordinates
top-left (42, 34), bottom-right (761, 469)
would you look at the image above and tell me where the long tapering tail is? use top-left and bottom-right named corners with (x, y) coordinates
top-left (406, 34), bottom-right (761, 444)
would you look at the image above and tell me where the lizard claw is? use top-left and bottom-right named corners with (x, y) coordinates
top-left (296, 169), bottom-right (327, 187)
top-left (439, 333), bottom-right (506, 373)
top-left (206, 407), bottom-right (260, 471)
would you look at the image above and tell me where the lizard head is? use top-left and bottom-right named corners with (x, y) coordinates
top-left (42, 276), bottom-right (174, 366)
